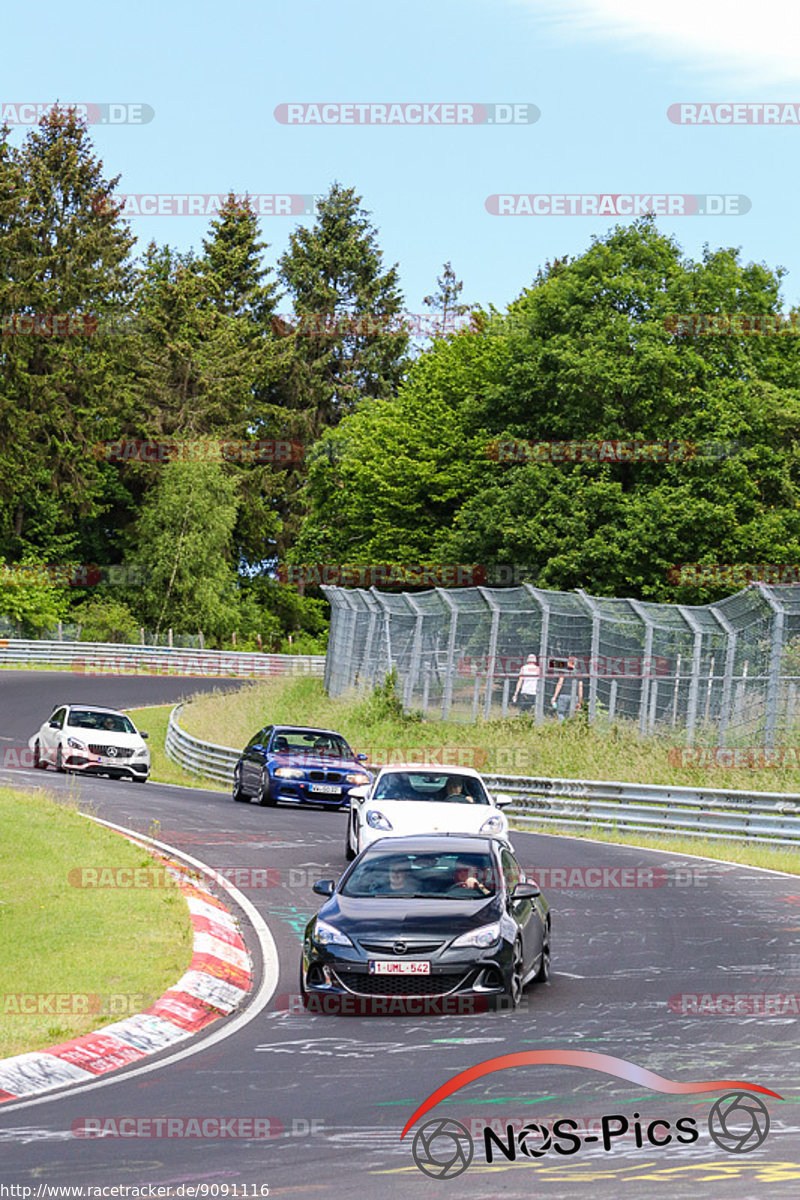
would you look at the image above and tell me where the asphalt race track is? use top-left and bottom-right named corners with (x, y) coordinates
top-left (1, 672), bottom-right (798, 1198)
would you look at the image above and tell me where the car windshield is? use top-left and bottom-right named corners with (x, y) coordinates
top-left (340, 851), bottom-right (498, 899)
top-left (270, 730), bottom-right (352, 758)
top-left (68, 710), bottom-right (136, 734)
top-left (373, 772), bottom-right (489, 804)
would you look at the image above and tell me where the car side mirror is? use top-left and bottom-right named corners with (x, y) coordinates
top-left (512, 881), bottom-right (541, 900)
top-left (493, 793), bottom-right (514, 808)
top-left (348, 785), bottom-right (370, 801)
top-left (252, 744), bottom-right (265, 753)
top-left (356, 753), bottom-right (368, 761)
top-left (312, 879), bottom-right (336, 897)
top-left (49, 720), bottom-right (60, 728)
top-left (140, 731), bottom-right (149, 740)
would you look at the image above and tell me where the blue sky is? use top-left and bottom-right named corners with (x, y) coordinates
top-left (5, 0), bottom-right (800, 311)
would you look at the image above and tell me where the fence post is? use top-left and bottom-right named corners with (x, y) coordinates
top-left (710, 608), bottom-right (736, 747)
top-left (403, 595), bottom-right (424, 713)
top-left (478, 587), bottom-right (500, 719)
top-left (437, 588), bottom-right (459, 719)
top-left (523, 585), bottom-right (548, 725)
top-left (629, 599), bottom-right (655, 737)
top-left (678, 607), bottom-right (704, 747)
top-left (577, 589), bottom-right (601, 722)
top-left (758, 584), bottom-right (786, 749)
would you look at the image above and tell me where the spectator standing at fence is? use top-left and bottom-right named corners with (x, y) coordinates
top-left (551, 654), bottom-right (583, 721)
top-left (513, 654), bottom-right (541, 713)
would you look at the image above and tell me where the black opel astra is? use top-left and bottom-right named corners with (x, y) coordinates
top-left (302, 833), bottom-right (551, 1012)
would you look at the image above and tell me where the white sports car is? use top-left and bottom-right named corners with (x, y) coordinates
top-left (28, 703), bottom-right (150, 783)
top-left (344, 763), bottom-right (512, 860)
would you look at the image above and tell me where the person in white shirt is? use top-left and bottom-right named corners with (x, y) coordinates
top-left (512, 654), bottom-right (541, 713)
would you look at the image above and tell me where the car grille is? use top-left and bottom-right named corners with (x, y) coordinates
top-left (358, 940), bottom-right (446, 954)
top-left (308, 770), bottom-right (342, 782)
top-left (88, 744), bottom-right (134, 759)
top-left (332, 971), bottom-right (468, 997)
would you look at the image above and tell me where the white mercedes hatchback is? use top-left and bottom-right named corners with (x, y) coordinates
top-left (344, 763), bottom-right (512, 859)
top-left (29, 703), bottom-right (150, 783)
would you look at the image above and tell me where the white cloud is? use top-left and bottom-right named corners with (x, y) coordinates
top-left (521, 0), bottom-right (800, 86)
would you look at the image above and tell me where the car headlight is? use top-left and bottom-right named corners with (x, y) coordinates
top-left (345, 772), bottom-right (370, 785)
top-left (133, 747), bottom-right (149, 758)
top-left (480, 815), bottom-right (505, 834)
top-left (451, 922), bottom-right (501, 949)
top-left (275, 767), bottom-right (305, 779)
top-left (366, 809), bottom-right (393, 830)
top-left (313, 918), bottom-right (353, 947)
top-left (67, 737), bottom-right (87, 751)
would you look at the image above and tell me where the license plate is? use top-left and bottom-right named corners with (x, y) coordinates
top-left (368, 960), bottom-right (430, 975)
top-left (309, 783), bottom-right (342, 794)
top-left (98, 756), bottom-right (118, 764)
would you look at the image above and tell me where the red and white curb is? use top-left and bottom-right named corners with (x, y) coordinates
top-left (0, 856), bottom-right (253, 1104)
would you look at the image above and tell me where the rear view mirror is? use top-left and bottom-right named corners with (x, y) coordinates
top-left (312, 879), bottom-right (336, 897)
top-left (512, 881), bottom-right (541, 900)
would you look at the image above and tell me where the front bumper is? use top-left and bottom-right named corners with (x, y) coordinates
top-left (270, 777), bottom-right (357, 806)
top-left (62, 750), bottom-right (149, 780)
top-left (303, 940), bottom-right (511, 1002)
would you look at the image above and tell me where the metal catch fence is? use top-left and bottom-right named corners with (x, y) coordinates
top-left (322, 583), bottom-right (800, 747)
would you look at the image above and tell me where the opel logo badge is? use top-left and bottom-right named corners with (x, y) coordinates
top-left (393, 941), bottom-right (408, 955)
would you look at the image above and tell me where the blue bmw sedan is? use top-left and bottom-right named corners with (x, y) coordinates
top-left (232, 724), bottom-right (372, 808)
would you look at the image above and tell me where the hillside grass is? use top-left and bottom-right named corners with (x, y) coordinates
top-left (0, 786), bottom-right (193, 1058)
top-left (178, 676), bottom-right (800, 794)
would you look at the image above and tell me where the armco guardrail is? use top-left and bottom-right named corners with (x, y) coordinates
top-left (0, 638), bottom-right (324, 679)
top-left (164, 707), bottom-right (800, 844)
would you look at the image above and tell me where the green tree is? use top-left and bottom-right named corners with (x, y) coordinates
top-left (293, 219), bottom-right (800, 601)
top-left (278, 182), bottom-right (409, 434)
top-left (0, 109), bottom-right (135, 561)
top-left (127, 458), bottom-right (242, 639)
top-left (423, 260), bottom-right (470, 332)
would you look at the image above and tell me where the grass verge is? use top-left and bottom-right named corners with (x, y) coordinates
top-left (178, 676), bottom-right (800, 794)
top-left (127, 699), bottom-right (229, 790)
top-left (0, 785), bottom-right (193, 1058)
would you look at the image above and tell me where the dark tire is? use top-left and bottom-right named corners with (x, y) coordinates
top-left (533, 919), bottom-right (551, 983)
top-left (55, 746), bottom-right (65, 774)
top-left (503, 939), bottom-right (524, 1009)
top-left (33, 741), bottom-right (47, 769)
top-left (344, 816), bottom-right (356, 861)
top-left (232, 768), bottom-right (249, 803)
top-left (132, 775), bottom-right (148, 784)
top-left (257, 769), bottom-right (276, 807)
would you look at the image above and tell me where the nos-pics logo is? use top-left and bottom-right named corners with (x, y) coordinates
top-left (402, 1051), bottom-right (779, 1180)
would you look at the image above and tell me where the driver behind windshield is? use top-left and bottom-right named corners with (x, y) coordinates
top-left (439, 775), bottom-right (476, 803)
top-left (451, 859), bottom-right (492, 896)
